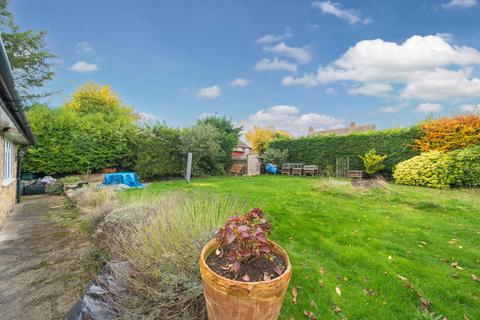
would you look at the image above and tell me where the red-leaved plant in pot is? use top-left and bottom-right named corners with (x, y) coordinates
top-left (199, 208), bottom-right (292, 320)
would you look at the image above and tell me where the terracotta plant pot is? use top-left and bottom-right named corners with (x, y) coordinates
top-left (199, 239), bottom-right (292, 320)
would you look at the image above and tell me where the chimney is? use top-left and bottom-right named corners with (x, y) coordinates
top-left (350, 122), bottom-right (356, 128)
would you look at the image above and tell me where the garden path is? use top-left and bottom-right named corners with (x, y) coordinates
top-left (0, 195), bottom-right (95, 320)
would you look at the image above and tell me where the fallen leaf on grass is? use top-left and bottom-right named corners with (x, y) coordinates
top-left (472, 274), bottom-right (480, 282)
top-left (319, 266), bottom-right (325, 275)
top-left (303, 310), bottom-right (317, 319)
top-left (334, 305), bottom-right (342, 313)
top-left (397, 274), bottom-right (408, 281)
top-left (310, 300), bottom-right (318, 309)
top-left (464, 314), bottom-right (470, 320)
top-left (420, 297), bottom-right (431, 311)
top-left (363, 288), bottom-right (376, 297)
top-left (335, 287), bottom-right (342, 296)
top-left (319, 280), bottom-right (325, 287)
top-left (451, 262), bottom-right (464, 270)
top-left (448, 239), bottom-right (458, 245)
top-left (292, 287), bottom-right (298, 304)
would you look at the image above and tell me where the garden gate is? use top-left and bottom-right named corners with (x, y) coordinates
top-left (335, 157), bottom-right (349, 178)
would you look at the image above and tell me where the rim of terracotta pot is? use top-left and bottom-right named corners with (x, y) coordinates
top-left (199, 238), bottom-right (292, 285)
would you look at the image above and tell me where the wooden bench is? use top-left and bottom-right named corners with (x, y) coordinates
top-left (291, 163), bottom-right (304, 176)
top-left (281, 163), bottom-right (292, 175)
top-left (230, 164), bottom-right (245, 176)
top-left (303, 165), bottom-right (319, 176)
top-left (347, 170), bottom-right (364, 179)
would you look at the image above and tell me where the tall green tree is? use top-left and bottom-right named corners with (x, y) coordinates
top-left (0, 0), bottom-right (56, 100)
top-left (197, 115), bottom-right (242, 171)
top-left (181, 123), bottom-right (224, 176)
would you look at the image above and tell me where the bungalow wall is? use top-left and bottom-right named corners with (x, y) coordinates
top-left (0, 132), bottom-right (17, 227)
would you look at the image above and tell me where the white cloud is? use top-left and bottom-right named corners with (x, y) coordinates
top-left (415, 103), bottom-right (442, 113)
top-left (348, 83), bottom-right (393, 97)
top-left (76, 41), bottom-right (93, 53)
top-left (442, 0), bottom-right (477, 8)
top-left (196, 85), bottom-right (221, 99)
top-left (459, 104), bottom-right (480, 113)
top-left (379, 102), bottom-right (409, 113)
top-left (138, 112), bottom-right (160, 123)
top-left (239, 105), bottom-right (343, 136)
top-left (325, 87), bottom-right (336, 95)
top-left (282, 74), bottom-right (317, 87)
top-left (230, 78), bottom-right (251, 87)
top-left (283, 35), bottom-right (480, 101)
top-left (255, 58), bottom-right (298, 72)
top-left (401, 68), bottom-right (480, 101)
top-left (312, 1), bottom-right (370, 25)
top-left (264, 42), bottom-right (311, 64)
top-left (257, 28), bottom-right (293, 44)
top-left (69, 61), bottom-right (98, 73)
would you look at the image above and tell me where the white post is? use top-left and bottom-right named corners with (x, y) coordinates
top-left (186, 152), bottom-right (192, 183)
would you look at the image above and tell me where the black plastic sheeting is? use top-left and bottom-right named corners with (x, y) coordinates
top-left (65, 262), bottom-right (129, 320)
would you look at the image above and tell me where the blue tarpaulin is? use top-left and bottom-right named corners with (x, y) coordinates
top-left (265, 163), bottom-right (278, 174)
top-left (103, 172), bottom-right (143, 188)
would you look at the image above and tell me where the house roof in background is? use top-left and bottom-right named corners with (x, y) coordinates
top-left (237, 140), bottom-right (251, 149)
top-left (308, 122), bottom-right (376, 137)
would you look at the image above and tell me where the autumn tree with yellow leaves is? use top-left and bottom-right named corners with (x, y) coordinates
top-left (245, 126), bottom-right (292, 154)
top-left (63, 82), bottom-right (138, 122)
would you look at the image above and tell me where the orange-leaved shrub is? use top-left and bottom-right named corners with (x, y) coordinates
top-left (414, 114), bottom-right (480, 152)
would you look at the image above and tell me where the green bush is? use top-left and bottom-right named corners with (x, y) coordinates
top-left (269, 127), bottom-right (420, 173)
top-left (393, 151), bottom-right (462, 189)
top-left (180, 123), bottom-right (224, 176)
top-left (134, 124), bottom-right (183, 179)
top-left (360, 149), bottom-right (387, 175)
top-left (197, 115), bottom-right (242, 172)
top-left (455, 144), bottom-right (480, 187)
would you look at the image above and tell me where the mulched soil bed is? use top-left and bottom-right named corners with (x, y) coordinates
top-left (206, 251), bottom-right (286, 282)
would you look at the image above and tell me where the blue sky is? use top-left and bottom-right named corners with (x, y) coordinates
top-left (12, 0), bottom-right (480, 135)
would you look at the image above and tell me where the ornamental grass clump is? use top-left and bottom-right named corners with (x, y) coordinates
top-left (102, 191), bottom-right (249, 320)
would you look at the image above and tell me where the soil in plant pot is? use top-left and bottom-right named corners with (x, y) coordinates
top-left (206, 251), bottom-right (287, 282)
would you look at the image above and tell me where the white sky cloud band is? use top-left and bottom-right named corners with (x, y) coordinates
top-left (415, 103), bottom-right (442, 113)
top-left (255, 58), bottom-right (298, 72)
top-left (312, 1), bottom-right (371, 25)
top-left (282, 34), bottom-right (480, 102)
top-left (263, 42), bottom-right (311, 64)
top-left (196, 85), bottom-right (221, 99)
top-left (230, 78), bottom-right (251, 87)
top-left (75, 41), bottom-right (93, 54)
top-left (69, 61), bottom-right (98, 73)
top-left (239, 105), bottom-right (344, 136)
top-left (442, 0), bottom-right (477, 8)
top-left (459, 104), bottom-right (480, 113)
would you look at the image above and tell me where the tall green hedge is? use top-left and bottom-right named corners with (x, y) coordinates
top-left (23, 105), bottom-right (137, 175)
top-left (268, 127), bottom-right (420, 172)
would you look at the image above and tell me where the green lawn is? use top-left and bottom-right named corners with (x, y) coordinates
top-left (121, 175), bottom-right (480, 320)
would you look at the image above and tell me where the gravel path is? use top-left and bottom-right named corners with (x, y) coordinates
top-left (0, 195), bottom-right (95, 320)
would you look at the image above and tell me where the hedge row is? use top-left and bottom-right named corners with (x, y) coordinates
top-left (268, 127), bottom-right (420, 172)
